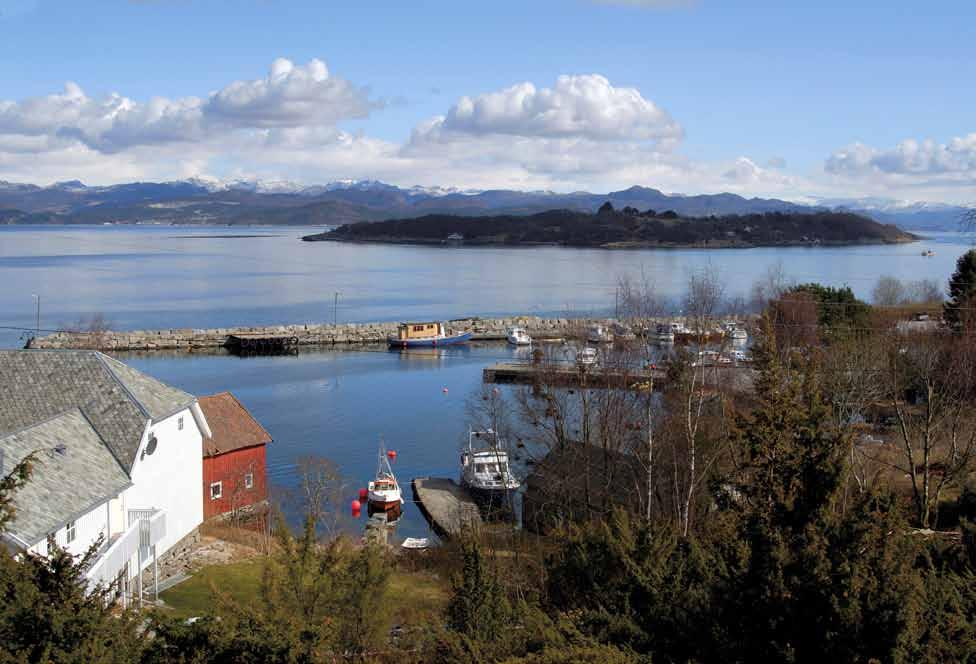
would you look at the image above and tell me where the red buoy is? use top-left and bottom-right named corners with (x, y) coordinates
top-left (387, 449), bottom-right (397, 460)
top-left (358, 487), bottom-right (368, 501)
top-left (351, 499), bottom-right (362, 512)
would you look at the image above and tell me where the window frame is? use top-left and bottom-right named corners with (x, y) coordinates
top-left (66, 520), bottom-right (76, 543)
top-left (177, 416), bottom-right (184, 431)
top-left (244, 472), bottom-right (254, 490)
top-left (210, 481), bottom-right (222, 500)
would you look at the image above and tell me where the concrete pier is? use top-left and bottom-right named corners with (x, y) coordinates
top-left (412, 477), bottom-right (482, 538)
top-left (27, 316), bottom-right (627, 353)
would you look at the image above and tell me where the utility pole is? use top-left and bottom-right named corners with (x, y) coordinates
top-left (31, 294), bottom-right (39, 338)
top-left (333, 291), bottom-right (340, 327)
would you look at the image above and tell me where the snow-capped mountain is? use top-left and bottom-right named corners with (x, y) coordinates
top-left (0, 176), bottom-right (967, 229)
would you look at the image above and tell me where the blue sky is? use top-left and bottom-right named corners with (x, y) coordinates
top-left (1, 0), bottom-right (973, 202)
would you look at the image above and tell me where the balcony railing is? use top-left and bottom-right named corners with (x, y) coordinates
top-left (85, 508), bottom-right (165, 592)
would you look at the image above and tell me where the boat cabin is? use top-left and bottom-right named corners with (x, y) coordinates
top-left (395, 322), bottom-right (444, 341)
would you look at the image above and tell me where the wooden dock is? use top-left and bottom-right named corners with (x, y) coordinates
top-left (412, 477), bottom-right (482, 538)
top-left (483, 361), bottom-right (756, 392)
top-left (483, 362), bottom-right (665, 389)
top-left (224, 334), bottom-right (300, 356)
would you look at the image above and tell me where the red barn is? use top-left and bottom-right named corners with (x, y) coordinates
top-left (197, 392), bottom-right (272, 520)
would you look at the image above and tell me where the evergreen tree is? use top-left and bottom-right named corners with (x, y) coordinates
top-left (0, 540), bottom-right (144, 664)
top-left (944, 249), bottom-right (976, 328)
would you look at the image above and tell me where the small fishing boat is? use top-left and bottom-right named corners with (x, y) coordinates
top-left (367, 443), bottom-right (403, 511)
top-left (655, 323), bottom-right (675, 343)
top-left (507, 327), bottom-right (532, 346)
top-left (587, 325), bottom-right (613, 343)
top-left (729, 327), bottom-right (748, 341)
top-left (922, 249), bottom-right (935, 257)
top-left (576, 346), bottom-right (599, 367)
top-left (460, 429), bottom-right (520, 505)
top-left (388, 321), bottom-right (473, 348)
top-left (401, 537), bottom-right (430, 549)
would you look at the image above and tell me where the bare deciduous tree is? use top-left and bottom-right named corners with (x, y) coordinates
top-left (874, 331), bottom-right (976, 527)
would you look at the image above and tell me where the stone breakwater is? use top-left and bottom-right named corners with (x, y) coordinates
top-left (27, 316), bottom-right (624, 352)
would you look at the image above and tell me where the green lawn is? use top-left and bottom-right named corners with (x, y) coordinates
top-left (160, 558), bottom-right (449, 625)
top-left (159, 559), bottom-right (264, 620)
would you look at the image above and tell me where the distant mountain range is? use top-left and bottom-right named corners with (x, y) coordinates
top-left (0, 178), bottom-right (969, 230)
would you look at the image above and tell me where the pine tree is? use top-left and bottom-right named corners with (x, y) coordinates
top-left (944, 249), bottom-right (976, 328)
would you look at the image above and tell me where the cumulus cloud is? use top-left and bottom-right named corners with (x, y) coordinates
top-left (0, 58), bottom-right (371, 154)
top-left (411, 74), bottom-right (682, 145)
top-left (204, 58), bottom-right (373, 129)
top-left (826, 135), bottom-right (976, 177)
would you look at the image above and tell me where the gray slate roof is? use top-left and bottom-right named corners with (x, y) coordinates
top-left (0, 350), bottom-right (194, 470)
top-left (0, 409), bottom-right (131, 546)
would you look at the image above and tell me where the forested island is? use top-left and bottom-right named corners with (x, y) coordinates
top-left (305, 203), bottom-right (917, 248)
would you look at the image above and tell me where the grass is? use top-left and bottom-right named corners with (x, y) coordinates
top-left (159, 557), bottom-right (450, 625)
top-left (159, 559), bottom-right (264, 620)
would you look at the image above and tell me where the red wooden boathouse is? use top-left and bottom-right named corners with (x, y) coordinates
top-left (197, 392), bottom-right (272, 520)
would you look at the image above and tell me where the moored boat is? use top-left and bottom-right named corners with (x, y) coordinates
top-left (388, 321), bottom-right (473, 348)
top-left (460, 429), bottom-right (520, 506)
top-left (507, 326), bottom-right (532, 346)
top-left (655, 323), bottom-right (675, 343)
top-left (368, 443), bottom-right (403, 511)
top-left (587, 324), bottom-right (613, 343)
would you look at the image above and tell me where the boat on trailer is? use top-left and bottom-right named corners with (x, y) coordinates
top-left (368, 443), bottom-right (403, 512)
top-left (460, 429), bottom-right (519, 507)
top-left (388, 321), bottom-right (473, 348)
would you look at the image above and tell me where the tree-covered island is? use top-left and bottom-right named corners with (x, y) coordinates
top-left (306, 203), bottom-right (918, 248)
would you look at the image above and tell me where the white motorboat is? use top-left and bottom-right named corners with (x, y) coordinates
top-left (460, 429), bottom-right (520, 501)
top-left (587, 324), bottom-right (613, 343)
top-left (367, 443), bottom-right (403, 511)
top-left (655, 323), bottom-right (675, 343)
top-left (729, 327), bottom-right (748, 341)
top-left (576, 346), bottom-right (599, 367)
top-left (507, 326), bottom-right (532, 346)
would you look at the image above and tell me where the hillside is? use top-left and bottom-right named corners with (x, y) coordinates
top-left (0, 178), bottom-right (967, 229)
top-left (307, 206), bottom-right (917, 248)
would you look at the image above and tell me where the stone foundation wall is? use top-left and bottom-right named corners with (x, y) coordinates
top-left (29, 316), bottom-right (631, 352)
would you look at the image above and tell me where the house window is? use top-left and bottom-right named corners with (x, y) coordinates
top-left (244, 472), bottom-right (254, 489)
top-left (210, 482), bottom-right (222, 500)
top-left (66, 521), bottom-right (76, 543)
top-left (177, 416), bottom-right (184, 431)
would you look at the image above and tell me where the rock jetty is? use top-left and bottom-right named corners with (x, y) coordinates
top-left (27, 316), bottom-right (624, 352)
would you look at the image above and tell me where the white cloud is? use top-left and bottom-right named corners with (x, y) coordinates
top-left (203, 58), bottom-right (373, 129)
top-left (0, 58), bottom-right (371, 154)
top-left (826, 135), bottom-right (976, 177)
top-left (411, 74), bottom-right (682, 145)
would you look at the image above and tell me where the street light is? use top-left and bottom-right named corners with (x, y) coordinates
top-left (31, 294), bottom-right (39, 338)
top-left (333, 291), bottom-right (340, 327)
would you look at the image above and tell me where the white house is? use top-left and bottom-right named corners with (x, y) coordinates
top-left (0, 349), bottom-right (210, 604)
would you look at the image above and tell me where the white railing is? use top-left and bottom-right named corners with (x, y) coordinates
top-left (85, 508), bottom-right (165, 592)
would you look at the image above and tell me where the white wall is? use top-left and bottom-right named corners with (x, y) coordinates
top-left (124, 406), bottom-right (204, 559)
top-left (29, 500), bottom-right (110, 558)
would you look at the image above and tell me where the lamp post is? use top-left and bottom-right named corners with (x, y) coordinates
top-left (31, 294), bottom-right (39, 338)
top-left (333, 291), bottom-right (340, 327)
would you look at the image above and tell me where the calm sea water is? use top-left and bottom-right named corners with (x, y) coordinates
top-left (1, 225), bottom-right (970, 538)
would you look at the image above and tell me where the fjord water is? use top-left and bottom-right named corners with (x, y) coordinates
top-left (1, 225), bottom-right (969, 537)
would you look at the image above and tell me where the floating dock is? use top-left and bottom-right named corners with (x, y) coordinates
top-left (412, 477), bottom-right (482, 538)
top-left (224, 334), bottom-right (300, 356)
top-left (483, 362), bottom-right (665, 389)
top-left (483, 362), bottom-right (755, 392)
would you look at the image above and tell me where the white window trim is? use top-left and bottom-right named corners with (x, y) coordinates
top-left (177, 416), bottom-right (184, 431)
top-left (66, 520), bottom-right (76, 543)
top-left (244, 472), bottom-right (254, 489)
top-left (210, 481), bottom-right (222, 500)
